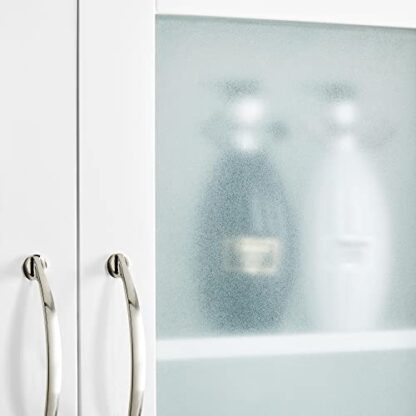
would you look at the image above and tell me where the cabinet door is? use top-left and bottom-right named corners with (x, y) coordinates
top-left (80, 0), bottom-right (416, 415)
top-left (0, 0), bottom-right (77, 414)
top-left (79, 0), bottom-right (155, 414)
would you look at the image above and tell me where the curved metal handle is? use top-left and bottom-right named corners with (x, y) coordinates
top-left (22, 255), bottom-right (62, 416)
top-left (107, 253), bottom-right (146, 416)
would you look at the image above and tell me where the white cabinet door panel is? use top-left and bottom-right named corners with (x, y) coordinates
top-left (0, 0), bottom-right (77, 414)
top-left (79, 0), bottom-right (155, 414)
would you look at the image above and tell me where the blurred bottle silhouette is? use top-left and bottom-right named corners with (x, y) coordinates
top-left (197, 81), bottom-right (296, 333)
top-left (305, 83), bottom-right (391, 331)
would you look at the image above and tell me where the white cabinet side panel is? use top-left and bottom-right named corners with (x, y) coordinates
top-left (79, 0), bottom-right (155, 414)
top-left (0, 0), bottom-right (77, 414)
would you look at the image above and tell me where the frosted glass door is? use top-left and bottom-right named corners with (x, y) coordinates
top-left (156, 16), bottom-right (416, 415)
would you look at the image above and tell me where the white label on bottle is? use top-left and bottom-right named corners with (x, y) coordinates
top-left (334, 237), bottom-right (370, 267)
top-left (223, 236), bottom-right (281, 276)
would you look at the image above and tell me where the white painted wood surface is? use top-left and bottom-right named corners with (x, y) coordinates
top-left (79, 0), bottom-right (155, 414)
top-left (0, 0), bottom-right (77, 414)
top-left (157, 0), bottom-right (416, 28)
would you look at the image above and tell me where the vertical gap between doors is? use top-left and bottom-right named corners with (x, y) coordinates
top-left (76, 0), bottom-right (81, 413)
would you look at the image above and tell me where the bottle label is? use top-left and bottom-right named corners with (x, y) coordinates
top-left (334, 237), bottom-right (369, 266)
top-left (223, 236), bottom-right (281, 276)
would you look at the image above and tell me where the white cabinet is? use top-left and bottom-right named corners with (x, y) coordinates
top-left (2, 0), bottom-right (416, 415)
top-left (79, 0), bottom-right (155, 414)
top-left (0, 0), bottom-right (77, 414)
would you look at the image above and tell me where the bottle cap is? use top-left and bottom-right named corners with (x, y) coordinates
top-left (205, 80), bottom-right (287, 153)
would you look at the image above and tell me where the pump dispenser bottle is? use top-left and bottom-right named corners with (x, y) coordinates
top-left (306, 84), bottom-right (390, 331)
top-left (198, 81), bottom-right (296, 332)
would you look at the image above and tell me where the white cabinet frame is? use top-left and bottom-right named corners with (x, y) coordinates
top-left (79, 0), bottom-right (155, 414)
top-left (157, 0), bottom-right (416, 28)
top-left (0, 0), bottom-right (77, 414)
top-left (79, 1), bottom-right (416, 415)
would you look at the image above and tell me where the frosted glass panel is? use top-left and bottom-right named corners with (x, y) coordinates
top-left (156, 15), bottom-right (416, 416)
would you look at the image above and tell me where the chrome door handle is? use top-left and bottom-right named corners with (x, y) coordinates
top-left (107, 253), bottom-right (146, 416)
top-left (22, 255), bottom-right (61, 416)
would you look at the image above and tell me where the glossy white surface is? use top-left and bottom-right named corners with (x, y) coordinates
top-left (0, 0), bottom-right (77, 414)
top-left (157, 0), bottom-right (416, 28)
top-left (79, 0), bottom-right (155, 414)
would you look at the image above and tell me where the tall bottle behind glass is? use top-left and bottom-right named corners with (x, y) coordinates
top-left (305, 84), bottom-right (391, 331)
top-left (198, 81), bottom-right (296, 333)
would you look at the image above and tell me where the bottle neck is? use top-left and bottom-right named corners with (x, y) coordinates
top-left (231, 127), bottom-right (263, 154)
top-left (333, 132), bottom-right (357, 152)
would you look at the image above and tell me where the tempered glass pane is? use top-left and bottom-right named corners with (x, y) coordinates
top-left (156, 16), bottom-right (416, 415)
